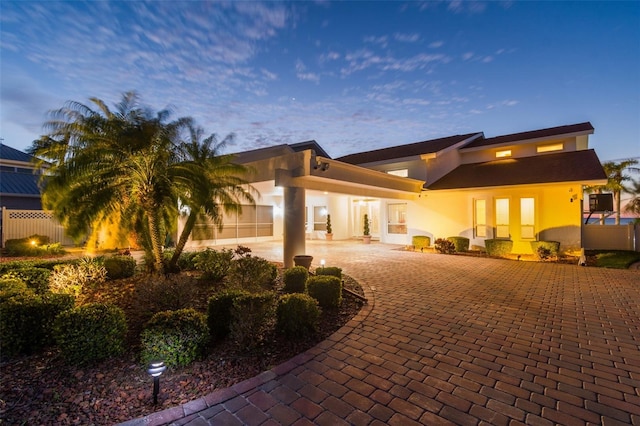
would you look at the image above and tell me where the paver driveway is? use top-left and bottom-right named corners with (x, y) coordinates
top-left (123, 241), bottom-right (640, 426)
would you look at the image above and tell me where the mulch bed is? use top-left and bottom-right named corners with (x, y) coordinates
top-left (0, 269), bottom-right (365, 425)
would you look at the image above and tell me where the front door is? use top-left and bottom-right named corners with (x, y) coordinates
top-left (352, 199), bottom-right (380, 238)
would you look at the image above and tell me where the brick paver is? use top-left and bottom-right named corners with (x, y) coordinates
top-left (120, 241), bottom-right (640, 425)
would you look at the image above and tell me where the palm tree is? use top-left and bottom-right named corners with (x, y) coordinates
top-left (30, 92), bottom-right (191, 272)
top-left (586, 159), bottom-right (639, 224)
top-left (167, 125), bottom-right (255, 271)
top-left (624, 179), bottom-right (640, 221)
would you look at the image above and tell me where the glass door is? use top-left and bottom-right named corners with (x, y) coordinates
top-left (352, 199), bottom-right (380, 238)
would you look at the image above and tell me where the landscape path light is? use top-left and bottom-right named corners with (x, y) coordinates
top-left (147, 360), bottom-right (167, 405)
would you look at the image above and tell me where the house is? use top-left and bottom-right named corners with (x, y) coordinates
top-left (0, 143), bottom-right (44, 210)
top-left (181, 122), bottom-right (608, 267)
top-left (0, 144), bottom-right (72, 247)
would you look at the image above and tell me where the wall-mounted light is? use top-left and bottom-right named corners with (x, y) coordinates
top-left (314, 160), bottom-right (330, 171)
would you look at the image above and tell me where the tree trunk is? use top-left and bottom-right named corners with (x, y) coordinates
top-left (147, 209), bottom-right (165, 273)
top-left (169, 212), bottom-right (197, 270)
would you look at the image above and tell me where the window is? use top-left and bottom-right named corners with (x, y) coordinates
top-left (474, 199), bottom-right (486, 237)
top-left (495, 198), bottom-right (510, 238)
top-left (192, 205), bottom-right (273, 240)
top-left (520, 198), bottom-right (535, 239)
top-left (537, 143), bottom-right (563, 153)
top-left (313, 206), bottom-right (327, 231)
top-left (496, 150), bottom-right (512, 158)
top-left (387, 169), bottom-right (408, 177)
top-left (387, 203), bottom-right (407, 234)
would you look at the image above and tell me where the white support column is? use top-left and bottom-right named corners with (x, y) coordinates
top-left (283, 186), bottom-right (306, 268)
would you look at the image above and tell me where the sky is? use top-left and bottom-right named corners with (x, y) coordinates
top-left (1, 1), bottom-right (639, 161)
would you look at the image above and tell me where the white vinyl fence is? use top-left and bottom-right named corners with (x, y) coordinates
top-left (1, 207), bottom-right (75, 248)
top-left (582, 223), bottom-right (639, 251)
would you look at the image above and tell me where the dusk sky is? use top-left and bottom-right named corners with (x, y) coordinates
top-left (1, 1), bottom-right (638, 161)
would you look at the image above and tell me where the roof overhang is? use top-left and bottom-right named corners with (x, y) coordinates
top-left (240, 150), bottom-right (424, 200)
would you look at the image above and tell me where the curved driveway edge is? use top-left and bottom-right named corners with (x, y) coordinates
top-left (121, 241), bottom-right (640, 426)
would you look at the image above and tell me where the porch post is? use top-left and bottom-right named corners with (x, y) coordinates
top-left (283, 186), bottom-right (306, 268)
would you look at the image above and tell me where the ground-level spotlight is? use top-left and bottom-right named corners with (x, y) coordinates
top-left (147, 360), bottom-right (167, 405)
top-left (320, 259), bottom-right (325, 273)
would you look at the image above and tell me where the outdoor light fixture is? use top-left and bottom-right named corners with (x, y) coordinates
top-left (147, 360), bottom-right (167, 405)
top-left (30, 240), bottom-right (37, 246)
top-left (313, 159), bottom-right (330, 171)
top-left (320, 259), bottom-right (325, 273)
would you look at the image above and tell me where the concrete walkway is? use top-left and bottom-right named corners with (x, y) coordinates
top-left (122, 241), bottom-right (640, 426)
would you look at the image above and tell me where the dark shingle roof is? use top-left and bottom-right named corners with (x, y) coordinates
top-left (0, 144), bottom-right (34, 163)
top-left (463, 122), bottom-right (594, 149)
top-left (289, 140), bottom-right (331, 159)
top-left (336, 133), bottom-right (482, 165)
top-left (426, 149), bottom-right (606, 190)
top-left (0, 171), bottom-right (41, 196)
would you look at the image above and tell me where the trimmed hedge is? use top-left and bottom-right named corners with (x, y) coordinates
top-left (447, 236), bottom-right (470, 252)
top-left (104, 255), bottom-right (137, 279)
top-left (207, 289), bottom-right (249, 340)
top-left (1, 267), bottom-right (51, 294)
top-left (315, 266), bottom-right (342, 279)
top-left (307, 275), bottom-right (342, 309)
top-left (53, 303), bottom-right (126, 365)
top-left (282, 266), bottom-right (308, 293)
top-left (0, 278), bottom-right (33, 303)
top-left (276, 294), bottom-right (320, 339)
top-left (140, 308), bottom-right (209, 368)
top-left (1, 292), bottom-right (75, 357)
top-left (230, 291), bottom-right (277, 350)
top-left (4, 235), bottom-right (65, 257)
top-left (530, 241), bottom-right (561, 260)
top-left (484, 239), bottom-right (514, 257)
top-left (412, 236), bottom-right (431, 251)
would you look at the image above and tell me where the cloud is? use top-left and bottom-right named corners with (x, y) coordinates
top-left (394, 33), bottom-right (420, 43)
top-left (429, 41), bottom-right (445, 48)
top-left (363, 35), bottom-right (389, 48)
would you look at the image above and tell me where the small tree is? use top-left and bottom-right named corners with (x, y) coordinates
top-left (363, 214), bottom-right (370, 236)
top-left (326, 214), bottom-right (332, 234)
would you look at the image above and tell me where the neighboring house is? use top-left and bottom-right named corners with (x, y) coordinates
top-left (0, 144), bottom-right (71, 247)
top-left (181, 122), bottom-right (608, 266)
top-left (0, 143), bottom-right (43, 210)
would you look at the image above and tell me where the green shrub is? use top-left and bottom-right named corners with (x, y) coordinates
top-left (276, 294), bottom-right (320, 339)
top-left (0, 278), bottom-right (33, 303)
top-left (49, 258), bottom-right (107, 298)
top-left (228, 256), bottom-right (277, 292)
top-left (315, 266), bottom-right (342, 279)
top-left (53, 303), bottom-right (126, 365)
top-left (194, 248), bottom-right (234, 281)
top-left (530, 241), bottom-right (561, 260)
top-left (207, 289), bottom-right (249, 340)
top-left (177, 251), bottom-right (199, 271)
top-left (282, 266), bottom-right (308, 293)
top-left (485, 239), bottom-right (514, 257)
top-left (447, 236), bottom-right (470, 252)
top-left (230, 292), bottom-right (277, 350)
top-left (1, 293), bottom-right (75, 357)
top-left (4, 235), bottom-right (65, 257)
top-left (434, 238), bottom-right (455, 254)
top-left (0, 258), bottom-right (77, 274)
top-left (412, 235), bottom-right (431, 251)
top-left (140, 308), bottom-right (209, 368)
top-left (1, 267), bottom-right (51, 294)
top-left (103, 255), bottom-right (137, 279)
top-left (307, 275), bottom-right (342, 309)
top-left (134, 274), bottom-right (201, 314)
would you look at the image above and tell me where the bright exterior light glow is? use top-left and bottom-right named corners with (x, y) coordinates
top-left (30, 240), bottom-right (37, 246)
top-left (496, 150), bottom-right (512, 158)
top-left (320, 259), bottom-right (326, 266)
top-left (320, 208), bottom-right (328, 216)
top-left (273, 204), bottom-right (283, 217)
